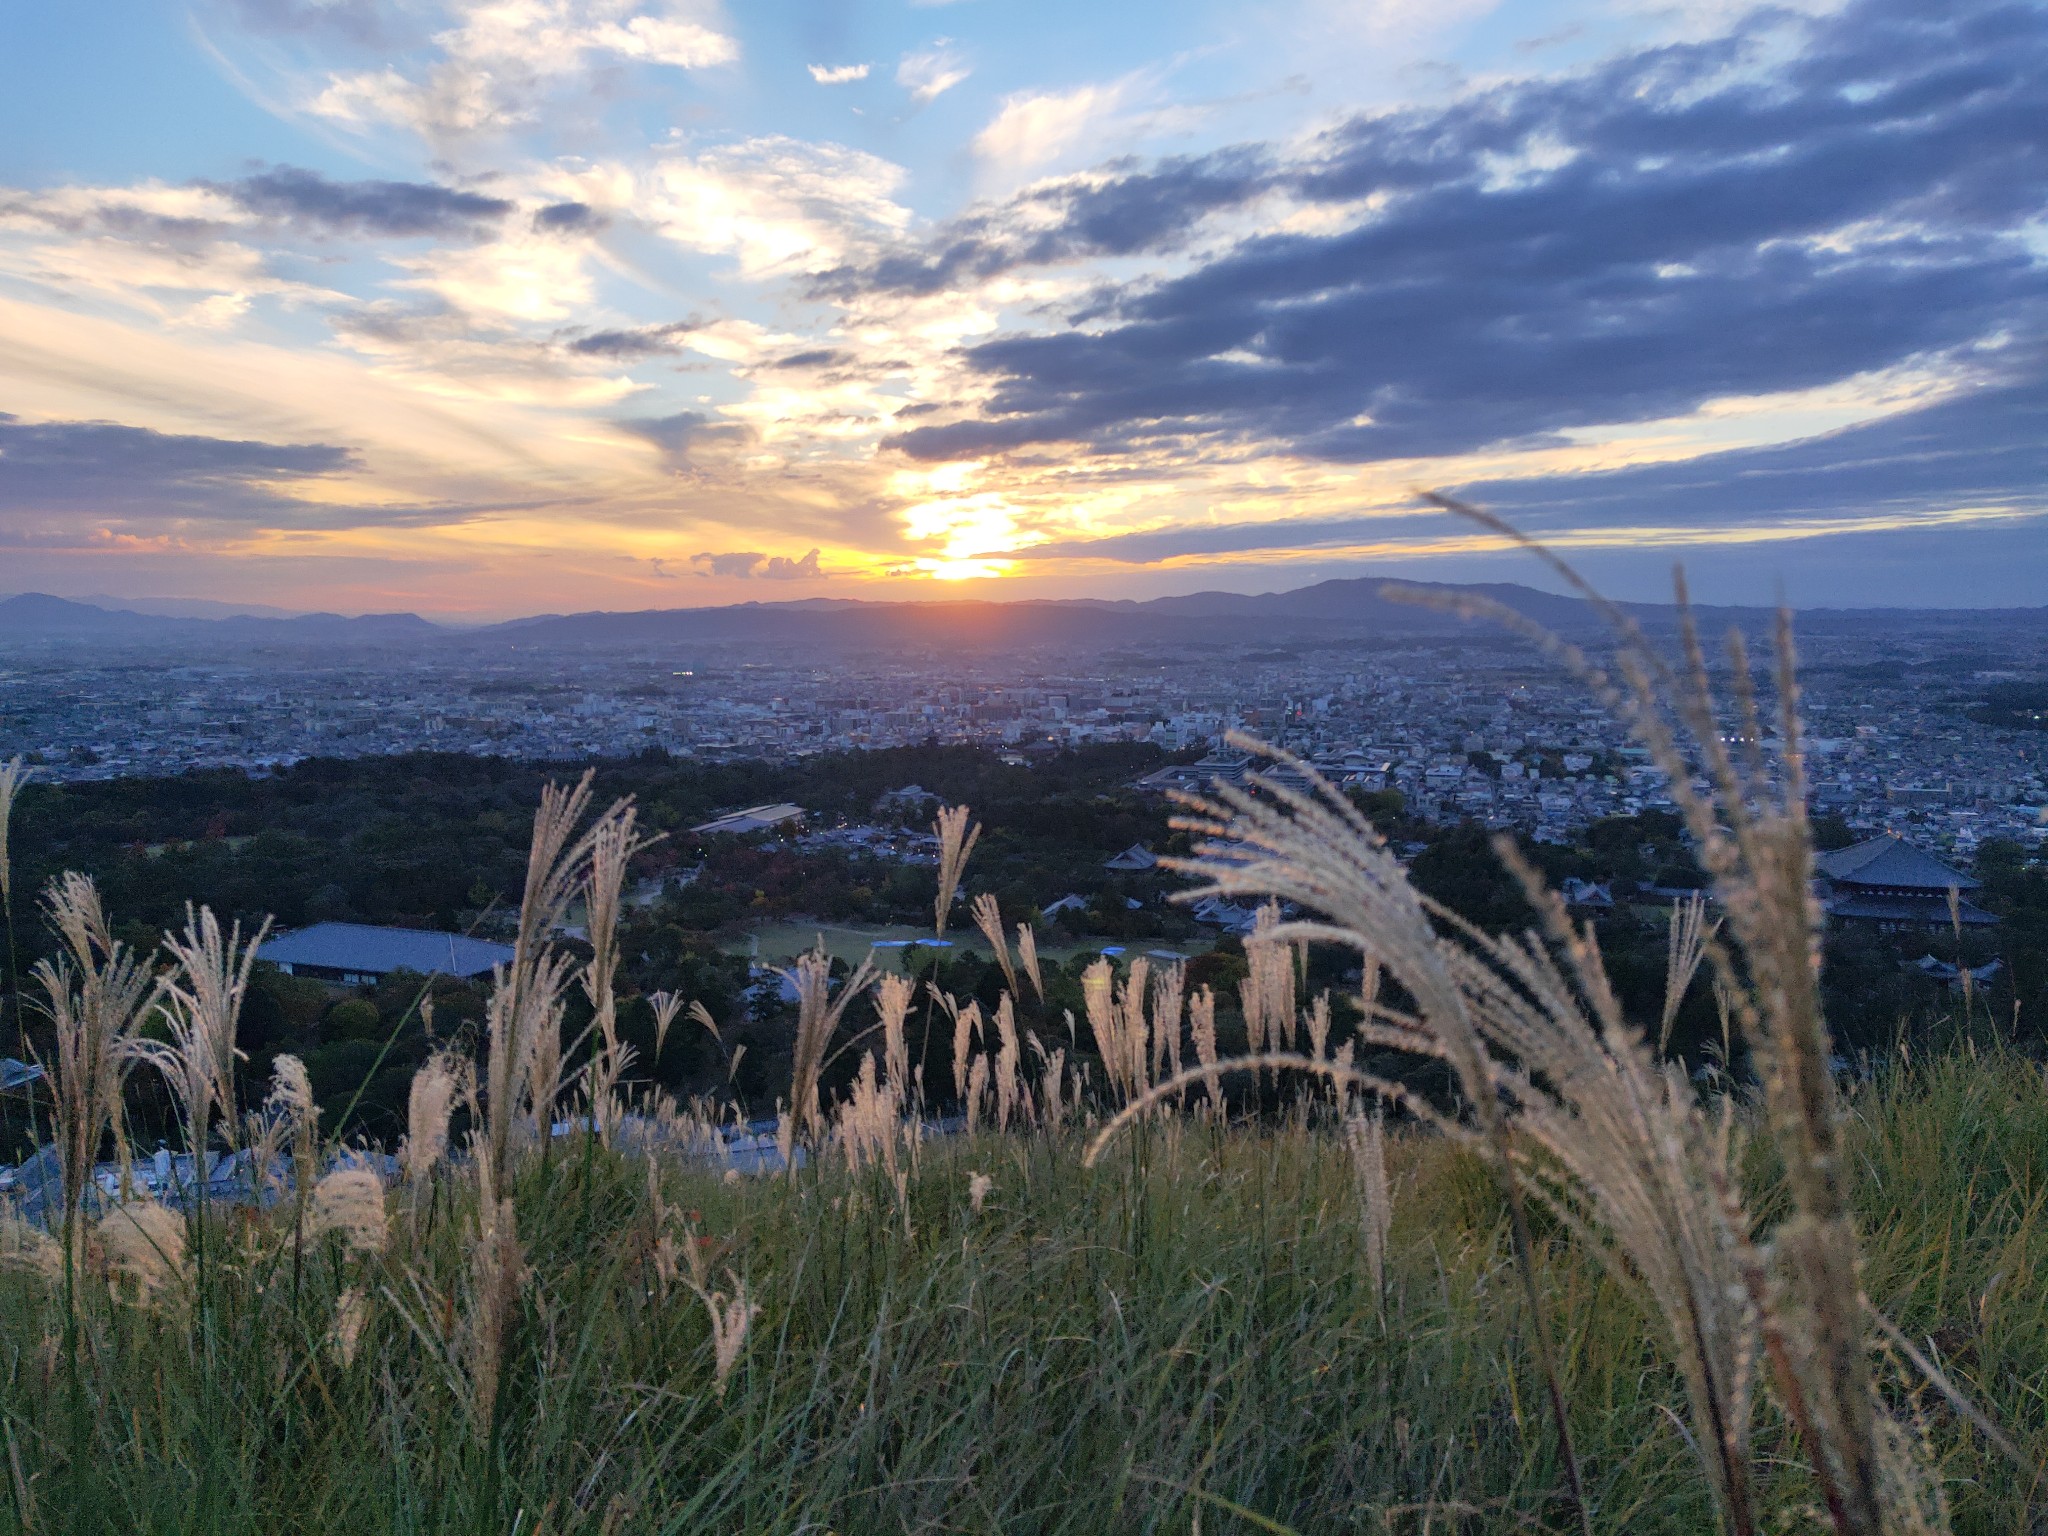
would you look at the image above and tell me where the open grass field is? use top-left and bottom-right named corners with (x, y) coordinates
top-left (1, 1047), bottom-right (2042, 1535)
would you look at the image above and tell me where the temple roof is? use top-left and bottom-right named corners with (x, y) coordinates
top-left (1815, 833), bottom-right (1978, 892)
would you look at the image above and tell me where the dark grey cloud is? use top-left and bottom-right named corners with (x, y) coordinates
top-left (880, 0), bottom-right (2048, 476)
top-left (616, 411), bottom-right (744, 452)
top-left (218, 166), bottom-right (514, 238)
top-left (570, 321), bottom-right (696, 358)
top-left (690, 548), bottom-right (823, 579)
top-left (0, 413), bottom-right (368, 524)
top-left (816, 147), bottom-right (1276, 300)
top-left (533, 200), bottom-right (606, 234)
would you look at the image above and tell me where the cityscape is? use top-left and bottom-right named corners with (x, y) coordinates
top-left (5, 590), bottom-right (2043, 858)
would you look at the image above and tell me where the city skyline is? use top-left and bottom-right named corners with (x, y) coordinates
top-left (3, 0), bottom-right (2045, 616)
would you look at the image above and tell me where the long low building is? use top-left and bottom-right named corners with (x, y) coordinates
top-left (691, 802), bottom-right (806, 836)
top-left (261, 921), bottom-right (516, 985)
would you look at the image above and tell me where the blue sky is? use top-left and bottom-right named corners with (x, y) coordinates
top-left (0, 0), bottom-right (2043, 615)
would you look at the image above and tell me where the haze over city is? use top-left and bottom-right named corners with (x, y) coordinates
top-left (3, 0), bottom-right (2044, 617)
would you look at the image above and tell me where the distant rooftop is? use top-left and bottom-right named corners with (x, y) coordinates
top-left (1816, 833), bottom-right (1978, 892)
top-left (691, 802), bottom-right (806, 836)
top-left (263, 922), bottom-right (514, 982)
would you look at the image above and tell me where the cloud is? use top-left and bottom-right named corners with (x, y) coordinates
top-left (815, 147), bottom-right (1276, 298)
top-left (0, 412), bottom-right (370, 525)
top-left (897, 45), bottom-right (970, 105)
top-left (307, 2), bottom-right (740, 142)
top-left (393, 228), bottom-right (596, 321)
top-left (568, 320), bottom-right (695, 356)
top-left (645, 136), bottom-right (911, 278)
top-left (883, 0), bottom-right (2048, 472)
top-left (616, 410), bottom-right (750, 462)
top-left (690, 547), bottom-right (823, 578)
top-left (218, 166), bottom-right (514, 237)
top-left (532, 199), bottom-right (606, 233)
top-left (808, 62), bottom-right (871, 84)
top-left (973, 81), bottom-right (1138, 173)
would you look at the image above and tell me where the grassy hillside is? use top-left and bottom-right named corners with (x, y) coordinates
top-left (0, 1050), bottom-right (2041, 1534)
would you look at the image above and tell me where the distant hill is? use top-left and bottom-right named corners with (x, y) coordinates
top-left (0, 593), bottom-right (444, 645)
top-left (4, 581), bottom-right (2045, 652)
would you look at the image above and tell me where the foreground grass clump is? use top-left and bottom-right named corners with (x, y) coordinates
top-left (0, 1063), bottom-right (2043, 1535)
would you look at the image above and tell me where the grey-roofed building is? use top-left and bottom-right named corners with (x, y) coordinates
top-left (691, 802), bottom-right (806, 837)
top-left (1103, 842), bottom-right (1158, 871)
top-left (262, 921), bottom-right (516, 985)
top-left (1816, 834), bottom-right (1996, 930)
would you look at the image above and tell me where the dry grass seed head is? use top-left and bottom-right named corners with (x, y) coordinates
top-left (782, 945), bottom-right (876, 1144)
top-left (310, 1167), bottom-right (390, 1258)
top-left (402, 1052), bottom-right (468, 1184)
top-left (35, 873), bottom-right (160, 1231)
top-left (970, 893), bottom-right (1017, 995)
top-left (872, 972), bottom-right (914, 1098)
top-left (931, 804), bottom-right (980, 937)
top-left (1015, 921), bottom-right (1044, 1002)
top-left (94, 1201), bottom-right (187, 1304)
top-left (0, 1216), bottom-right (60, 1282)
top-left (0, 755), bottom-right (29, 907)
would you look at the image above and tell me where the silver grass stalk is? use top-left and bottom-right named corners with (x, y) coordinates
top-left (942, 992), bottom-right (981, 1103)
top-left (482, 774), bottom-right (630, 1184)
top-left (402, 1051), bottom-right (467, 1185)
top-left (1016, 921), bottom-right (1045, 1002)
top-left (970, 893), bottom-right (1018, 995)
top-left (1660, 892), bottom-right (1715, 1055)
top-left (1394, 494), bottom-right (1893, 1534)
top-left (1345, 1110), bottom-right (1393, 1307)
top-left (781, 944), bottom-right (875, 1145)
top-left (873, 972), bottom-right (914, 1099)
top-left (1305, 991), bottom-right (1333, 1062)
top-left (835, 1053), bottom-right (900, 1176)
top-left (964, 1055), bottom-right (989, 1135)
top-left (34, 874), bottom-right (160, 1251)
top-left (1151, 962), bottom-right (1185, 1085)
top-left (992, 992), bottom-right (1022, 1132)
top-left (0, 755), bottom-right (27, 912)
top-left (686, 1271), bottom-right (758, 1400)
top-left (0, 1215), bottom-right (59, 1282)
top-left (262, 1053), bottom-right (318, 1199)
top-left (136, 904), bottom-right (270, 1161)
top-left (1188, 985), bottom-right (1220, 1110)
top-left (580, 802), bottom-right (645, 1145)
top-left (463, 1169), bottom-right (524, 1440)
top-left (1489, 840), bottom-right (1759, 1533)
top-left (1243, 904), bottom-right (1297, 1056)
top-left (932, 804), bottom-right (980, 937)
top-left (648, 991), bottom-right (685, 1062)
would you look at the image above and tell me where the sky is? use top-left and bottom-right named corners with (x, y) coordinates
top-left (0, 0), bottom-right (2044, 617)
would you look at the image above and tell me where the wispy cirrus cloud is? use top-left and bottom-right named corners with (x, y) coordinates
top-left (306, 0), bottom-right (739, 144)
top-left (896, 44), bottom-right (970, 105)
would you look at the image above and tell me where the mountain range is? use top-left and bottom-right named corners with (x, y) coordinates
top-left (3, 580), bottom-right (2043, 652)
